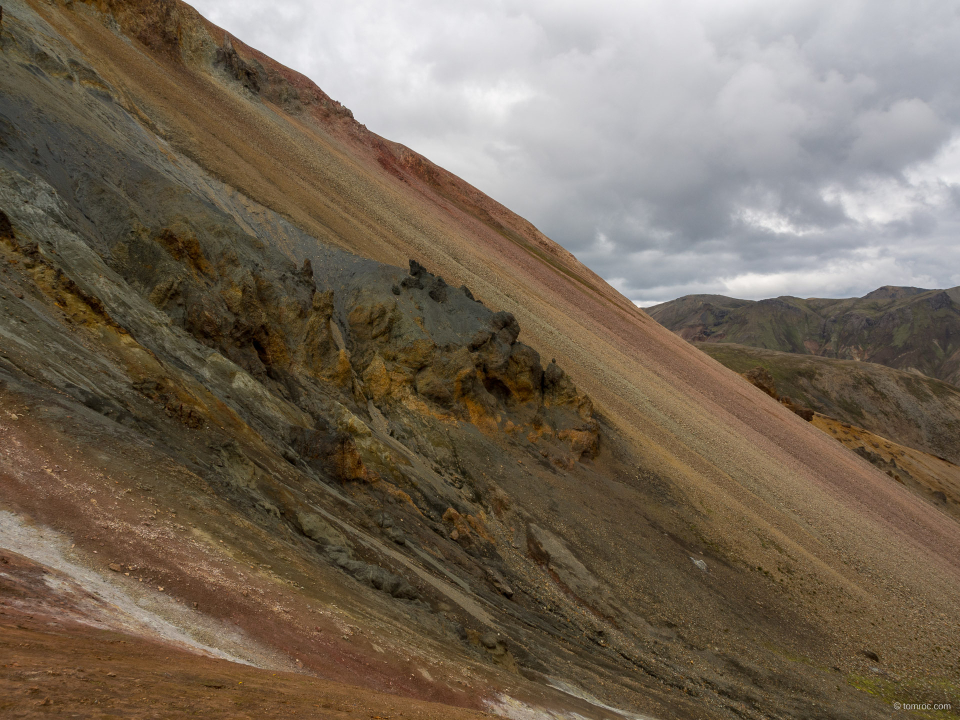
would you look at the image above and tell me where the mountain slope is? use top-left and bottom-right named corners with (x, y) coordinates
top-left (811, 415), bottom-right (960, 524)
top-left (716, 347), bottom-right (960, 523)
top-left (1, 2), bottom-right (959, 719)
top-left (648, 287), bottom-right (960, 385)
top-left (698, 343), bottom-right (960, 466)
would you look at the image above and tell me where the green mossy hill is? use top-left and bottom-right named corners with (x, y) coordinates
top-left (649, 286), bottom-right (960, 385)
top-left (699, 343), bottom-right (960, 465)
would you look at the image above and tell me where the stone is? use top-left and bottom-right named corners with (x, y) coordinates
top-left (0, 210), bottom-right (14, 239)
top-left (297, 511), bottom-right (347, 547)
top-left (362, 354), bottom-right (391, 400)
top-left (780, 396), bottom-right (815, 421)
top-left (490, 311), bottom-right (520, 344)
top-left (326, 546), bottom-right (417, 600)
top-left (469, 330), bottom-right (492, 350)
top-left (487, 570), bottom-right (514, 598)
top-left (743, 367), bottom-right (778, 399)
top-left (214, 34), bottom-right (262, 93)
top-left (386, 527), bottom-right (406, 545)
top-left (409, 259), bottom-right (427, 278)
top-left (558, 427), bottom-right (600, 460)
top-left (480, 632), bottom-right (500, 650)
top-left (428, 277), bottom-right (448, 303)
top-left (299, 258), bottom-right (314, 282)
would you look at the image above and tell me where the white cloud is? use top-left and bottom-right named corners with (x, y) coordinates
top-left (191, 0), bottom-right (960, 302)
top-left (822, 132), bottom-right (960, 225)
top-left (720, 253), bottom-right (938, 299)
top-left (850, 99), bottom-right (949, 172)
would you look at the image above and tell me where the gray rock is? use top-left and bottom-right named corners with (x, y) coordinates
top-left (480, 631), bottom-right (500, 649)
top-left (428, 277), bottom-right (448, 303)
top-left (490, 311), bottom-right (520, 344)
top-left (386, 527), bottom-right (406, 545)
top-left (297, 511), bottom-right (346, 547)
top-left (324, 546), bottom-right (417, 599)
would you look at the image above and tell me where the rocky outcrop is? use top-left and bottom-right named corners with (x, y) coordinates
top-left (779, 395), bottom-right (815, 421)
top-left (339, 261), bottom-right (599, 460)
top-left (742, 366), bottom-right (777, 399)
top-left (741, 366), bottom-right (814, 421)
top-left (326, 546), bottom-right (419, 600)
top-left (214, 34), bottom-right (262, 93)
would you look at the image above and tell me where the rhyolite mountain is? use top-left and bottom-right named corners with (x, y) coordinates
top-left (648, 286), bottom-right (960, 386)
top-left (1, 2), bottom-right (958, 719)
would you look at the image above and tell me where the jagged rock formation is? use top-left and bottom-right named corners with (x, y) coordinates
top-left (1, 2), bottom-right (959, 719)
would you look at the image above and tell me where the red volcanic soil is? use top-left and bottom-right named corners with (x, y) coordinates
top-left (0, 389), bottom-right (501, 713)
top-left (0, 557), bottom-right (491, 720)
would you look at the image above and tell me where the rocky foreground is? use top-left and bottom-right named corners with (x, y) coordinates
top-left (1, 1), bottom-right (959, 719)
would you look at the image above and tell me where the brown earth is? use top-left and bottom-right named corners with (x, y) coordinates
top-left (0, 551), bottom-right (493, 720)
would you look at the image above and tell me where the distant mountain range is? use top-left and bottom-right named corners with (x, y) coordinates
top-left (650, 287), bottom-right (960, 515)
top-left (648, 285), bottom-right (960, 385)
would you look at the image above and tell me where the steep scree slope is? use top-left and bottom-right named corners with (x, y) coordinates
top-left (0, 2), bottom-right (959, 719)
top-left (698, 342), bottom-right (960, 467)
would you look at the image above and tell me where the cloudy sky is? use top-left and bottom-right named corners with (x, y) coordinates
top-left (191, 0), bottom-right (960, 305)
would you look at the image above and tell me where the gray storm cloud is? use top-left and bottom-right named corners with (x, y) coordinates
top-left (191, 0), bottom-right (960, 304)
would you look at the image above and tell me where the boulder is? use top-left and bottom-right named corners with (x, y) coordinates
top-left (297, 511), bottom-right (346, 547)
top-left (743, 366), bottom-right (778, 399)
